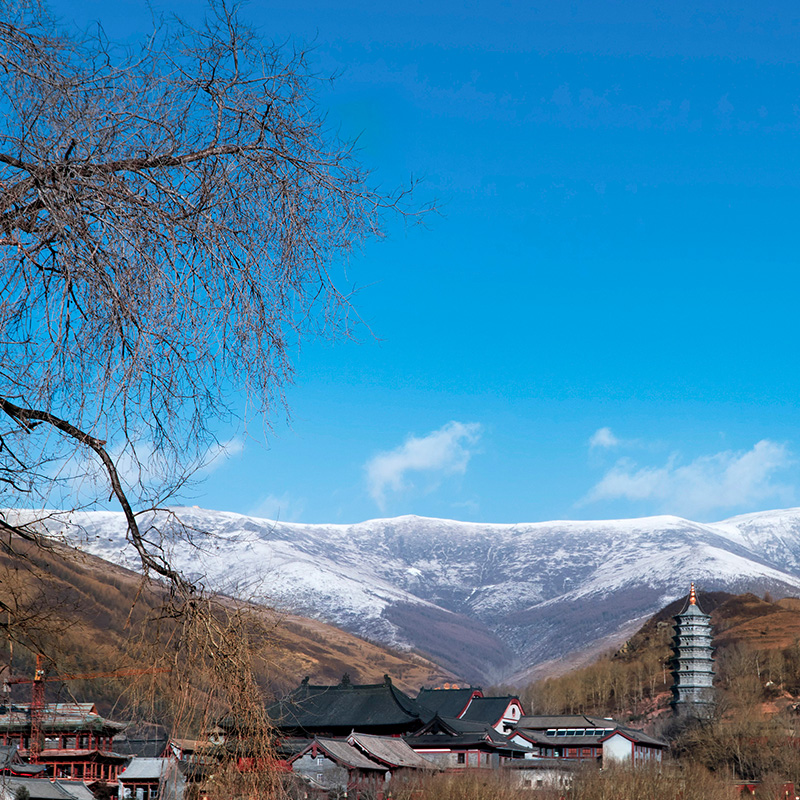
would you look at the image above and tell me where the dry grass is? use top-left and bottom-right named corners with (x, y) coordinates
top-left (567, 763), bottom-right (737, 800)
top-left (389, 771), bottom-right (531, 800)
top-left (385, 764), bottom-right (738, 800)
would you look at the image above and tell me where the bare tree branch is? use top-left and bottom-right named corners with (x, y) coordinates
top-left (0, 0), bottom-right (427, 584)
top-left (0, 5), bottom-right (428, 772)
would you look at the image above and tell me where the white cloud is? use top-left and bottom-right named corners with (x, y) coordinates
top-left (197, 437), bottom-right (244, 475)
top-left (589, 427), bottom-right (620, 449)
top-left (366, 421), bottom-right (482, 510)
top-left (249, 492), bottom-right (304, 522)
top-left (582, 440), bottom-right (794, 518)
top-left (110, 436), bottom-right (244, 487)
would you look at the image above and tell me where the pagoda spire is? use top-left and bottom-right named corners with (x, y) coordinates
top-left (688, 582), bottom-right (697, 606)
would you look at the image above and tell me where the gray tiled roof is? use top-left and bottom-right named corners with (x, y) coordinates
top-left (408, 733), bottom-right (528, 753)
top-left (55, 781), bottom-right (97, 800)
top-left (0, 743), bottom-right (47, 775)
top-left (348, 733), bottom-right (440, 770)
top-left (460, 697), bottom-right (519, 725)
top-left (0, 703), bottom-right (125, 733)
top-left (0, 744), bottom-right (16, 769)
top-left (118, 757), bottom-right (170, 781)
top-left (601, 728), bottom-right (668, 748)
top-left (1, 777), bottom-right (75, 799)
top-left (269, 676), bottom-right (426, 733)
top-left (512, 715), bottom-right (667, 750)
top-left (417, 688), bottom-right (481, 719)
top-left (515, 714), bottom-right (614, 730)
top-left (295, 738), bottom-right (389, 772)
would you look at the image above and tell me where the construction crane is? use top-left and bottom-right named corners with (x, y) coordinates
top-left (1, 654), bottom-right (170, 763)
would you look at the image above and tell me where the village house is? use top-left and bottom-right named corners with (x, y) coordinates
top-left (509, 714), bottom-right (668, 765)
top-left (288, 737), bottom-right (389, 799)
top-left (503, 757), bottom-right (580, 791)
top-left (270, 677), bottom-right (533, 775)
top-left (346, 732), bottom-right (440, 775)
top-left (458, 696), bottom-right (525, 734)
top-left (601, 727), bottom-right (668, 766)
top-left (416, 686), bottom-right (525, 733)
top-left (406, 714), bottom-right (529, 769)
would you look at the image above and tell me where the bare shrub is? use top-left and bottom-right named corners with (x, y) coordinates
top-left (390, 771), bottom-right (527, 800)
top-left (567, 762), bottom-right (737, 800)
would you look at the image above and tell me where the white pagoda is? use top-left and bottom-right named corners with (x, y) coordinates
top-left (670, 582), bottom-right (715, 717)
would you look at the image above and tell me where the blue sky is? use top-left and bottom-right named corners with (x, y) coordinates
top-left (52, 0), bottom-right (800, 524)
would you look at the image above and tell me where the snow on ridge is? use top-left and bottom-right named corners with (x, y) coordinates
top-left (16, 503), bottom-right (800, 681)
top-left (158, 506), bottom-right (715, 536)
top-left (715, 507), bottom-right (800, 525)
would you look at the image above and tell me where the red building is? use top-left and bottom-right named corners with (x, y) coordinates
top-left (0, 702), bottom-right (127, 786)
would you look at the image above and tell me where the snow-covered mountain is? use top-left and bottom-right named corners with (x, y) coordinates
top-left (26, 506), bottom-right (800, 683)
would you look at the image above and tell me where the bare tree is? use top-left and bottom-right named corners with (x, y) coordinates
top-left (0, 0), bottom-right (419, 587)
top-left (0, 3), bottom-right (424, 785)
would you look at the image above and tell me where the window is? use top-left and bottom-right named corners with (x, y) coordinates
top-left (457, 753), bottom-right (466, 764)
top-left (64, 736), bottom-right (77, 749)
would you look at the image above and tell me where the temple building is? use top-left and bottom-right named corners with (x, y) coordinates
top-left (267, 674), bottom-right (430, 738)
top-left (670, 583), bottom-right (715, 717)
top-left (0, 701), bottom-right (128, 785)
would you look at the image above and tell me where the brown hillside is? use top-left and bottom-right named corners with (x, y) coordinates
top-left (712, 593), bottom-right (800, 650)
top-left (523, 589), bottom-right (800, 722)
top-left (0, 537), bottom-right (455, 717)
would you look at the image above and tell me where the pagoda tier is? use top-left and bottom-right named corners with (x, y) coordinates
top-left (670, 583), bottom-right (715, 717)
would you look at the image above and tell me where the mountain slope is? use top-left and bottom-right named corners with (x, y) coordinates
top-left (21, 506), bottom-right (800, 684)
top-left (0, 535), bottom-right (455, 713)
top-left (521, 589), bottom-right (800, 723)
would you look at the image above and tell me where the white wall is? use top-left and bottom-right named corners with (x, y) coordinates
top-left (602, 733), bottom-right (633, 765)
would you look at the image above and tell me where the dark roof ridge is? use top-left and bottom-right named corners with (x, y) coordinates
top-left (298, 681), bottom-right (396, 691)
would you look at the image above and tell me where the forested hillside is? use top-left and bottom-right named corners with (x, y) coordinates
top-left (513, 591), bottom-right (800, 785)
top-left (521, 591), bottom-right (800, 719)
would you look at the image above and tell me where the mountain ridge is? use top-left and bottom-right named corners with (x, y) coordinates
top-left (15, 505), bottom-right (800, 684)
